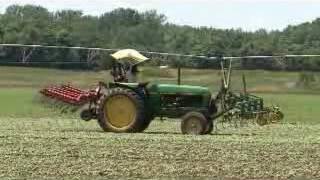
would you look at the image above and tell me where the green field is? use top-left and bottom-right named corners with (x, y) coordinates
top-left (1, 66), bottom-right (320, 92)
top-left (0, 66), bottom-right (320, 179)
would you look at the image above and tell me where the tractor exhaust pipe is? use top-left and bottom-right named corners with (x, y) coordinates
top-left (177, 66), bottom-right (181, 85)
top-left (242, 74), bottom-right (247, 95)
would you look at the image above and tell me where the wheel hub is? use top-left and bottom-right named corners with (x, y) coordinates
top-left (186, 118), bottom-right (202, 134)
top-left (105, 95), bottom-right (137, 128)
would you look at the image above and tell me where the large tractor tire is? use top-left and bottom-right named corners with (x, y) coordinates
top-left (181, 112), bottom-right (208, 135)
top-left (97, 88), bottom-right (146, 133)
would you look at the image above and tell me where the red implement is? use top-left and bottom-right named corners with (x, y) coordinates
top-left (40, 84), bottom-right (99, 105)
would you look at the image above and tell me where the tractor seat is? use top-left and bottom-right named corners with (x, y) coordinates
top-left (138, 81), bottom-right (150, 87)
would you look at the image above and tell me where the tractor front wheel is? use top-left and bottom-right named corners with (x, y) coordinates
top-left (256, 113), bottom-right (268, 126)
top-left (97, 88), bottom-right (146, 133)
top-left (181, 112), bottom-right (208, 135)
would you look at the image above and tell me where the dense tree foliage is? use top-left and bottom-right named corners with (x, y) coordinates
top-left (0, 5), bottom-right (320, 70)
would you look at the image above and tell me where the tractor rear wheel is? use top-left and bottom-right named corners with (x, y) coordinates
top-left (181, 112), bottom-right (207, 135)
top-left (97, 88), bottom-right (146, 133)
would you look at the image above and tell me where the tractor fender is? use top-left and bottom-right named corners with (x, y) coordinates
top-left (108, 82), bottom-right (148, 98)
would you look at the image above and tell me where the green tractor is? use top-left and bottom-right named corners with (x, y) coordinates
top-left (94, 49), bottom-right (217, 135)
top-left (41, 49), bottom-right (283, 135)
top-left (96, 81), bottom-right (216, 135)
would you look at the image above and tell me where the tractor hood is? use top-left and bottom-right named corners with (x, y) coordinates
top-left (149, 84), bottom-right (211, 96)
top-left (109, 82), bottom-right (211, 96)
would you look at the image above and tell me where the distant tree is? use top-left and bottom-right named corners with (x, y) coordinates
top-left (0, 4), bottom-right (320, 70)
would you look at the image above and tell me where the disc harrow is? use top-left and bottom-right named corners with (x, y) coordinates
top-left (40, 84), bottom-right (100, 106)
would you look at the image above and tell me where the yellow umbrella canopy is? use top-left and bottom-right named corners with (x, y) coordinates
top-left (111, 49), bottom-right (149, 65)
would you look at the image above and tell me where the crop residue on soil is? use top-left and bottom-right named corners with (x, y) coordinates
top-left (0, 118), bottom-right (319, 179)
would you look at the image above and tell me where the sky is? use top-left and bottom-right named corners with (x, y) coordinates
top-left (1, 0), bottom-right (320, 31)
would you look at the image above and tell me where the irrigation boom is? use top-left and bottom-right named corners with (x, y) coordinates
top-left (1, 43), bottom-right (320, 62)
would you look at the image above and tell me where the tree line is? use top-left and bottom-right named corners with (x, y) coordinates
top-left (0, 5), bottom-right (320, 70)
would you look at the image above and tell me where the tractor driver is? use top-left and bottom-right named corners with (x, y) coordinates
top-left (110, 61), bottom-right (128, 82)
top-left (110, 49), bottom-right (149, 83)
top-left (110, 61), bottom-right (138, 83)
